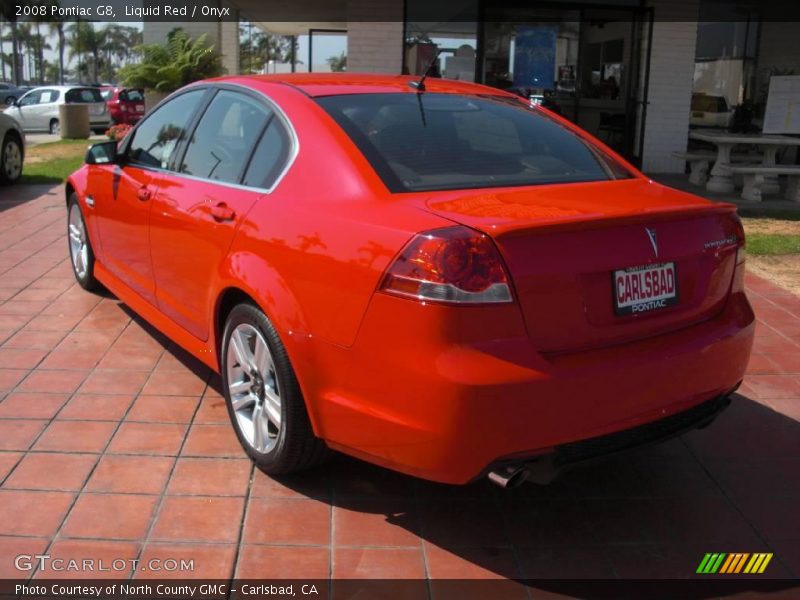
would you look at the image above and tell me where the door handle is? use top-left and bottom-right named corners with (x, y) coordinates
top-left (137, 186), bottom-right (152, 202)
top-left (209, 203), bottom-right (236, 222)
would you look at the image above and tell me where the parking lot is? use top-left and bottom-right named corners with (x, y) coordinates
top-left (0, 185), bottom-right (798, 584)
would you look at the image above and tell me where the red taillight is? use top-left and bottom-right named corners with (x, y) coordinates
top-left (730, 213), bottom-right (746, 293)
top-left (380, 226), bottom-right (513, 304)
top-left (731, 213), bottom-right (746, 265)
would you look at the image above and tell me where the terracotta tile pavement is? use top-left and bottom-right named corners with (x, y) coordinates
top-left (0, 187), bottom-right (798, 584)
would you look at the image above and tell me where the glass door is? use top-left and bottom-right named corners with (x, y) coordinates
top-left (479, 5), bottom-right (650, 163)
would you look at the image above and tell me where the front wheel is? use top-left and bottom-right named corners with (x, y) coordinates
top-left (221, 303), bottom-right (328, 474)
top-left (67, 195), bottom-right (101, 291)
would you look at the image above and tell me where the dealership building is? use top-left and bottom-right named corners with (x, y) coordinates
top-left (143, 0), bottom-right (800, 174)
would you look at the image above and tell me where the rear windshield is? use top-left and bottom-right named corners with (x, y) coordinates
top-left (120, 89), bottom-right (144, 102)
top-left (65, 88), bottom-right (104, 103)
top-left (317, 93), bottom-right (631, 192)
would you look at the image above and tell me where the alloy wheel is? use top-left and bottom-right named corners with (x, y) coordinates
top-left (2, 139), bottom-right (21, 182)
top-left (226, 323), bottom-right (282, 453)
top-left (68, 203), bottom-right (89, 280)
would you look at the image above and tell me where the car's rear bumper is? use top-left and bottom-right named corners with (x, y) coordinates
top-left (308, 291), bottom-right (755, 485)
top-left (487, 390), bottom-right (734, 485)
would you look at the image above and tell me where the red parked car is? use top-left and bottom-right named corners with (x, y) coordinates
top-left (100, 86), bottom-right (145, 125)
top-left (65, 74), bottom-right (754, 487)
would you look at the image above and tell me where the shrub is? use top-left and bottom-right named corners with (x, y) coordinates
top-left (118, 28), bottom-right (224, 94)
top-left (106, 123), bottom-right (133, 141)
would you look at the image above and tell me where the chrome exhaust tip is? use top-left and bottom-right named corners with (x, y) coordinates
top-left (487, 465), bottom-right (529, 489)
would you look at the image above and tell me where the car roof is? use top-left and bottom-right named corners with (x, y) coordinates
top-left (25, 85), bottom-right (102, 92)
top-left (209, 73), bottom-right (519, 99)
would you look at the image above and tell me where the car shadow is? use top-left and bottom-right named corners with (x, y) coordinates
top-left (267, 391), bottom-right (800, 595)
top-left (118, 308), bottom-right (798, 595)
top-left (0, 183), bottom-right (62, 212)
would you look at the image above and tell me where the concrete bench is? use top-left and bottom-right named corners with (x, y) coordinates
top-left (672, 151), bottom-right (716, 186)
top-left (672, 151), bottom-right (763, 186)
top-left (725, 164), bottom-right (800, 202)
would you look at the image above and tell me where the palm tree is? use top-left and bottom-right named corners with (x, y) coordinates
top-left (0, 14), bottom-right (6, 81)
top-left (67, 21), bottom-right (105, 83)
top-left (327, 52), bottom-right (347, 72)
top-left (47, 20), bottom-right (66, 84)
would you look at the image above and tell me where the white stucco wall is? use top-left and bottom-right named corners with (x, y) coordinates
top-left (346, 0), bottom-right (404, 73)
top-left (640, 0), bottom-right (699, 173)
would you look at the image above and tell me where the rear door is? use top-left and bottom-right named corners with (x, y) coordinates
top-left (33, 88), bottom-right (59, 130)
top-left (150, 88), bottom-right (292, 340)
top-left (92, 88), bottom-right (208, 305)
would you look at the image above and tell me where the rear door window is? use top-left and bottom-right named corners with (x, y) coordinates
top-left (179, 90), bottom-right (272, 184)
top-left (38, 89), bottom-right (60, 104)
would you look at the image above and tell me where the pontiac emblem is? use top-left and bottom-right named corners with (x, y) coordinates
top-left (645, 227), bottom-right (658, 257)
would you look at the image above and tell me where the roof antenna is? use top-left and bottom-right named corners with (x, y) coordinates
top-left (409, 48), bottom-right (442, 92)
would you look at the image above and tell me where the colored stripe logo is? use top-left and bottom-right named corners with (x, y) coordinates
top-left (697, 553), bottom-right (773, 574)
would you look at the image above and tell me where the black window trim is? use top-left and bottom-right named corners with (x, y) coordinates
top-left (117, 82), bottom-right (298, 194)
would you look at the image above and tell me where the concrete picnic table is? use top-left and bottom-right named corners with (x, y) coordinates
top-left (689, 130), bottom-right (800, 195)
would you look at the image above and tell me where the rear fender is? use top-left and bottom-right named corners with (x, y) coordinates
top-left (213, 250), bottom-right (327, 432)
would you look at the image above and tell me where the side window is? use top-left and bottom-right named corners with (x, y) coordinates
top-left (180, 90), bottom-right (271, 184)
top-left (127, 90), bottom-right (205, 169)
top-left (242, 116), bottom-right (292, 189)
top-left (19, 91), bottom-right (40, 106)
top-left (39, 90), bottom-right (60, 104)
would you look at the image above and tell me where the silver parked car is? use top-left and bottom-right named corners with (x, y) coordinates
top-left (4, 86), bottom-right (110, 134)
top-left (0, 111), bottom-right (24, 184)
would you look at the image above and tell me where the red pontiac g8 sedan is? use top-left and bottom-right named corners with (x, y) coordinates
top-left (65, 74), bottom-right (754, 488)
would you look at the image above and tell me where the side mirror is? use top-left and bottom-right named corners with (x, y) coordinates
top-left (85, 141), bottom-right (118, 165)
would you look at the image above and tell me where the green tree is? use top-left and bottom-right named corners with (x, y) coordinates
top-left (47, 19), bottom-right (66, 84)
top-left (67, 21), bottom-right (106, 83)
top-left (118, 28), bottom-right (224, 93)
top-left (239, 22), bottom-right (294, 74)
top-left (327, 52), bottom-right (347, 72)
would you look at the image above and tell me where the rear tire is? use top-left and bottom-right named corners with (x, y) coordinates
top-left (67, 194), bottom-right (101, 292)
top-left (221, 303), bottom-right (329, 474)
top-left (49, 119), bottom-right (60, 135)
top-left (0, 133), bottom-right (22, 185)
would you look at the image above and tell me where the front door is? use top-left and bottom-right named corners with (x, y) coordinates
top-left (150, 89), bottom-right (282, 340)
top-left (10, 90), bottom-right (40, 130)
top-left (93, 88), bottom-right (208, 305)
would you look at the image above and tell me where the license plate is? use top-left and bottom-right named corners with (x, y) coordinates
top-left (135, 104), bottom-right (144, 112)
top-left (613, 262), bottom-right (678, 316)
top-left (90, 105), bottom-right (103, 115)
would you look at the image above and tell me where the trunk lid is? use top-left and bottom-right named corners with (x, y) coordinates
top-left (421, 178), bottom-right (741, 354)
